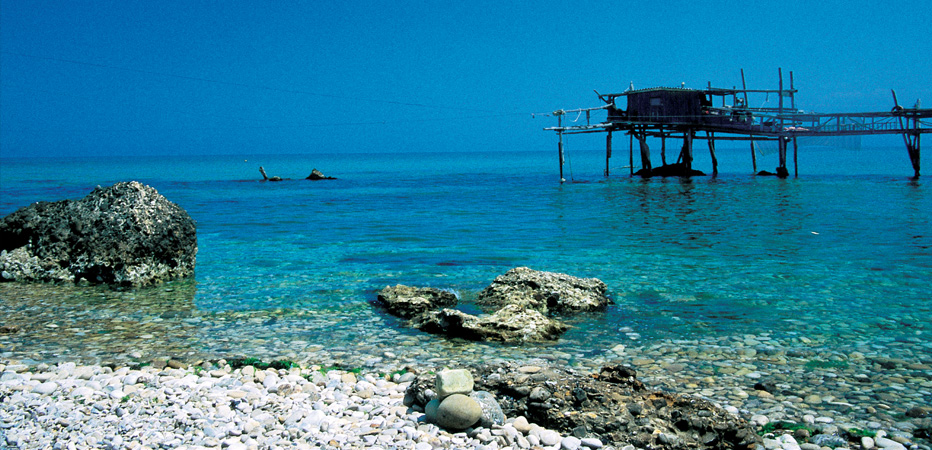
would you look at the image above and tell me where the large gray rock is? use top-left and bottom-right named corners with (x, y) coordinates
top-left (0, 181), bottom-right (197, 287)
top-left (434, 394), bottom-right (482, 431)
top-left (476, 267), bottom-right (610, 313)
top-left (412, 304), bottom-right (568, 343)
top-left (377, 285), bottom-right (458, 319)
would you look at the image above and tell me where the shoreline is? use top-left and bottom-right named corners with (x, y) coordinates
top-left (2, 354), bottom-right (930, 450)
top-left (2, 285), bottom-right (931, 448)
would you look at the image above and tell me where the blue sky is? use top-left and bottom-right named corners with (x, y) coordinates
top-left (1, 0), bottom-right (930, 158)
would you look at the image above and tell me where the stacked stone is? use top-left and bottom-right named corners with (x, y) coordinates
top-left (419, 368), bottom-right (603, 450)
top-left (424, 368), bottom-right (492, 430)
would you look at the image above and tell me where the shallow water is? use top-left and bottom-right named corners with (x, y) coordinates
top-left (1, 149), bottom-right (930, 379)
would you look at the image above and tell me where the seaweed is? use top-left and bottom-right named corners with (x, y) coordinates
top-left (759, 421), bottom-right (815, 436)
top-left (227, 357), bottom-right (299, 371)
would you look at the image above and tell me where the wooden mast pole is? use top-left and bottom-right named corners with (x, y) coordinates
top-left (742, 69), bottom-right (757, 173)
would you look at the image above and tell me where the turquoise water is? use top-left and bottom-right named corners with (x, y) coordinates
top-left (1, 147), bottom-right (930, 360)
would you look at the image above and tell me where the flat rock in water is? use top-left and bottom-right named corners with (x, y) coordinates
top-left (0, 181), bottom-right (196, 287)
top-left (411, 304), bottom-right (568, 343)
top-left (475, 267), bottom-right (610, 313)
top-left (377, 285), bottom-right (458, 319)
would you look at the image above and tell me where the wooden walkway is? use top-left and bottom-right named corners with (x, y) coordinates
top-left (546, 69), bottom-right (932, 180)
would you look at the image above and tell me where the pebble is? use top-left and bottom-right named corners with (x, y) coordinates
top-left (538, 429), bottom-right (563, 446)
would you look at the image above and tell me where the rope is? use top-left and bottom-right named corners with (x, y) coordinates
top-left (564, 135), bottom-right (575, 181)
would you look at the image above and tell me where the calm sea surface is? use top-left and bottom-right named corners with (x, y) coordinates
top-left (1, 147), bottom-right (930, 374)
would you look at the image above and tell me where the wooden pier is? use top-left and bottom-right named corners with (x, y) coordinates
top-left (546, 69), bottom-right (932, 180)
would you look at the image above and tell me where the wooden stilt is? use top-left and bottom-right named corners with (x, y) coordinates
top-left (912, 116), bottom-right (921, 178)
top-left (684, 130), bottom-right (694, 170)
top-left (778, 137), bottom-right (788, 178)
top-left (660, 125), bottom-right (667, 165)
top-left (793, 136), bottom-right (799, 177)
top-left (913, 133), bottom-right (921, 178)
top-left (629, 133), bottom-right (634, 176)
top-left (605, 130), bottom-right (613, 177)
top-left (750, 138), bottom-right (757, 174)
top-left (742, 69), bottom-right (757, 174)
top-left (707, 131), bottom-right (718, 175)
top-left (558, 114), bottom-right (565, 183)
top-left (558, 132), bottom-right (565, 183)
top-left (637, 130), bottom-right (652, 172)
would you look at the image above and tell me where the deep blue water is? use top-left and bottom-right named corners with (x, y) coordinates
top-left (1, 147), bottom-right (930, 357)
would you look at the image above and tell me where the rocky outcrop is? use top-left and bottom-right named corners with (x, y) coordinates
top-left (406, 362), bottom-right (761, 450)
top-left (377, 267), bottom-right (609, 343)
top-left (634, 163), bottom-right (706, 178)
top-left (306, 169), bottom-right (336, 180)
top-left (476, 267), bottom-right (610, 313)
top-left (0, 181), bottom-right (197, 287)
top-left (410, 305), bottom-right (568, 343)
top-left (377, 285), bottom-right (458, 319)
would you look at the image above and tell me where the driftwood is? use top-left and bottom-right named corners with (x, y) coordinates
top-left (259, 166), bottom-right (336, 182)
top-left (259, 166), bottom-right (283, 182)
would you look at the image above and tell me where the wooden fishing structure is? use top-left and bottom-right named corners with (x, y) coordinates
top-left (546, 69), bottom-right (932, 181)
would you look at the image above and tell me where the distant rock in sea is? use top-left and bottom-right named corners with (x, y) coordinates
top-left (0, 181), bottom-right (197, 287)
top-left (306, 168), bottom-right (336, 180)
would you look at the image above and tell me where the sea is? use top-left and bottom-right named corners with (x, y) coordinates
top-left (1, 146), bottom-right (930, 421)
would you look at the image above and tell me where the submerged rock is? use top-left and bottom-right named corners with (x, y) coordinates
top-left (306, 168), bottom-right (336, 180)
top-left (635, 163), bottom-right (706, 177)
top-left (476, 267), bottom-right (610, 313)
top-left (377, 285), bottom-right (457, 319)
top-left (0, 181), bottom-right (197, 287)
top-left (378, 268), bottom-right (609, 343)
top-left (411, 305), bottom-right (568, 343)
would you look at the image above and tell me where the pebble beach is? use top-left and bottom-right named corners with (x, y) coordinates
top-left (2, 326), bottom-right (930, 449)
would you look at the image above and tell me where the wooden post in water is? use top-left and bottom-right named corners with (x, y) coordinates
top-left (637, 130), bottom-right (652, 172)
top-left (707, 131), bottom-right (718, 175)
top-left (777, 68), bottom-right (788, 177)
top-left (558, 115), bottom-right (565, 182)
top-left (605, 130), bottom-right (613, 177)
top-left (742, 69), bottom-right (757, 173)
top-left (629, 132), bottom-right (634, 176)
top-left (908, 118), bottom-right (922, 178)
top-left (660, 125), bottom-right (667, 166)
top-left (793, 137), bottom-right (799, 177)
top-left (684, 130), bottom-right (694, 170)
top-left (915, 116), bottom-right (922, 178)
